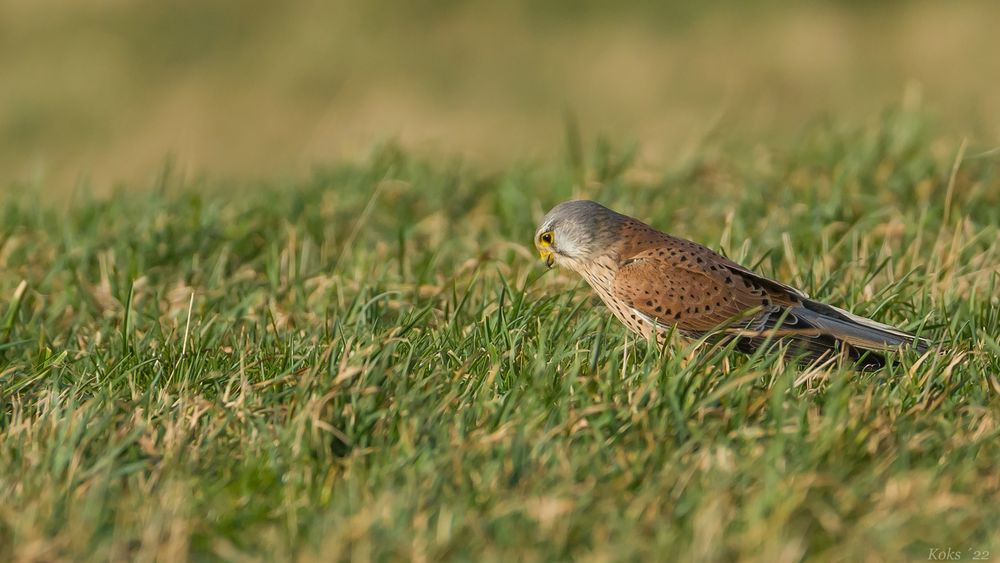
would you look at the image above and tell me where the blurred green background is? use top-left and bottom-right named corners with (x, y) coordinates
top-left (2, 0), bottom-right (998, 190)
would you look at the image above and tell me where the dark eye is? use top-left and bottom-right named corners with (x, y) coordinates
top-left (540, 231), bottom-right (553, 245)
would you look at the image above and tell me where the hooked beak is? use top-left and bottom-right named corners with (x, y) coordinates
top-left (539, 250), bottom-right (555, 268)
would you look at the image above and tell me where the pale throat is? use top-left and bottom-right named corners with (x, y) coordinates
top-left (562, 253), bottom-right (620, 296)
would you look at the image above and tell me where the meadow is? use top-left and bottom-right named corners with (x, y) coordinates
top-left (1, 108), bottom-right (998, 561)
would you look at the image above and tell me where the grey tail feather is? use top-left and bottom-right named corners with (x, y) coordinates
top-left (798, 300), bottom-right (931, 354)
top-left (676, 300), bottom-right (931, 370)
top-left (717, 300), bottom-right (929, 370)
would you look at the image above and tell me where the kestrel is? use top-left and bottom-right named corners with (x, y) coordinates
top-left (535, 200), bottom-right (930, 368)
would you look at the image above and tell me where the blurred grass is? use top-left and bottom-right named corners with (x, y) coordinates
top-left (2, 0), bottom-right (1000, 190)
top-left (0, 107), bottom-right (998, 560)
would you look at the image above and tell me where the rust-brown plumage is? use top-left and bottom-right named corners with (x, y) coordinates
top-left (535, 200), bottom-right (930, 368)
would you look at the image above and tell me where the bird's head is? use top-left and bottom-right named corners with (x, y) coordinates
top-left (535, 200), bottom-right (622, 268)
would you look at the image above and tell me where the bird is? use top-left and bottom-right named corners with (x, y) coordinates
top-left (534, 200), bottom-right (931, 368)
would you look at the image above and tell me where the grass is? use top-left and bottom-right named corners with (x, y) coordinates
top-left (1, 109), bottom-right (999, 561)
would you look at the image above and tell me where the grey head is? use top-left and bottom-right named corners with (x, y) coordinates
top-left (535, 200), bottom-right (625, 267)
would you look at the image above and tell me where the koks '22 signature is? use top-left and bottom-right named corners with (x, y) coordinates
top-left (928, 547), bottom-right (991, 560)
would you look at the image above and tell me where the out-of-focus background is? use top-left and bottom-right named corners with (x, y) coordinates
top-left (2, 0), bottom-right (998, 190)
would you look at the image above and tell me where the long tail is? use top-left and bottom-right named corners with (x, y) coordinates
top-left (797, 300), bottom-right (931, 354)
top-left (724, 300), bottom-right (931, 369)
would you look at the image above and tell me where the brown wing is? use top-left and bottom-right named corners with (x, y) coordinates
top-left (612, 219), bottom-right (809, 300)
top-left (606, 226), bottom-right (926, 367)
top-left (611, 243), bottom-right (802, 333)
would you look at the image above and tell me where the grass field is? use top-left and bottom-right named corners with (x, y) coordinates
top-left (1, 109), bottom-right (999, 561)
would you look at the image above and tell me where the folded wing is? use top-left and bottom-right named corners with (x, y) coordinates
top-left (611, 244), bottom-right (929, 366)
